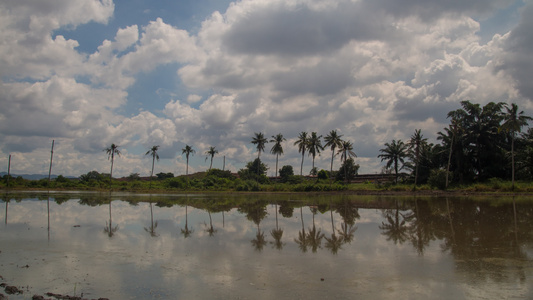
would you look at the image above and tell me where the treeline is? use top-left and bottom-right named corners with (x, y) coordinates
top-left (1, 100), bottom-right (532, 191)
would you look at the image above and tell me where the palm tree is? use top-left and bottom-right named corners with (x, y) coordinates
top-left (378, 139), bottom-right (408, 184)
top-left (181, 145), bottom-right (195, 176)
top-left (104, 144), bottom-right (121, 186)
top-left (502, 103), bottom-right (532, 189)
top-left (205, 146), bottom-right (218, 170)
top-left (307, 132), bottom-right (324, 173)
top-left (294, 132), bottom-right (309, 176)
top-left (270, 133), bottom-right (286, 177)
top-left (145, 145), bottom-right (160, 189)
top-left (251, 132), bottom-right (268, 159)
top-left (337, 140), bottom-right (357, 182)
top-left (408, 130), bottom-right (427, 186)
top-left (324, 130), bottom-right (343, 175)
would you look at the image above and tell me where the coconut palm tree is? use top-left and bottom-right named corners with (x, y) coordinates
top-left (270, 133), bottom-right (286, 177)
top-left (378, 139), bottom-right (408, 184)
top-left (408, 130), bottom-right (427, 186)
top-left (324, 130), bottom-right (343, 175)
top-left (104, 144), bottom-right (121, 186)
top-left (205, 146), bottom-right (218, 170)
top-left (294, 132), bottom-right (309, 176)
top-left (337, 140), bottom-right (357, 182)
top-left (145, 145), bottom-right (160, 189)
top-left (251, 132), bottom-right (268, 159)
top-left (181, 145), bottom-right (195, 176)
top-left (502, 103), bottom-right (532, 188)
top-left (307, 132), bottom-right (324, 173)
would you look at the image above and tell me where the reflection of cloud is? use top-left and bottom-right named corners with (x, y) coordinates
top-left (2, 194), bottom-right (531, 299)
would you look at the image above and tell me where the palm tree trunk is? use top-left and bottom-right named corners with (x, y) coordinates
top-left (150, 155), bottom-right (155, 189)
top-left (446, 135), bottom-right (454, 189)
top-left (300, 152), bottom-right (304, 176)
top-left (330, 150), bottom-right (334, 174)
top-left (109, 153), bottom-right (114, 187)
top-left (511, 133), bottom-right (515, 189)
top-left (275, 154), bottom-right (279, 177)
top-left (186, 156), bottom-right (189, 176)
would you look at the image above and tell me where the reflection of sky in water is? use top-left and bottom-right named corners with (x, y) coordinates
top-left (1, 193), bottom-right (532, 299)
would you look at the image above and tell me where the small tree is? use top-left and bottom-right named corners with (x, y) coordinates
top-left (336, 158), bottom-right (359, 182)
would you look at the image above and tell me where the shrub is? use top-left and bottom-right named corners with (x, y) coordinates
top-left (428, 169), bottom-right (451, 190)
top-left (317, 169), bottom-right (329, 180)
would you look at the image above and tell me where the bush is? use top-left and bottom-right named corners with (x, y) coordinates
top-left (317, 169), bottom-right (329, 180)
top-left (279, 165), bottom-right (294, 177)
top-left (428, 169), bottom-right (451, 190)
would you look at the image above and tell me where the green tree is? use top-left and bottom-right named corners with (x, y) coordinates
top-left (307, 132), bottom-right (324, 172)
top-left (408, 129), bottom-right (427, 185)
top-left (270, 133), bottom-right (286, 177)
top-left (205, 146), bottom-right (218, 170)
top-left (181, 145), bottom-right (195, 176)
top-left (145, 145), bottom-right (160, 189)
top-left (378, 139), bottom-right (408, 184)
top-left (336, 158), bottom-right (359, 182)
top-left (501, 103), bottom-right (532, 188)
top-left (294, 132), bottom-right (309, 176)
top-left (251, 132), bottom-right (268, 159)
top-left (337, 140), bottom-right (356, 182)
top-left (324, 130), bottom-right (343, 175)
top-left (104, 144), bottom-right (121, 186)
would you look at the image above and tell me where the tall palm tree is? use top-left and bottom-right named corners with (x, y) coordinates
top-left (378, 139), bottom-right (408, 184)
top-left (270, 133), bottom-right (286, 177)
top-left (251, 132), bottom-right (268, 159)
top-left (502, 103), bottom-right (532, 188)
top-left (307, 132), bottom-right (324, 173)
top-left (294, 132), bottom-right (309, 176)
top-left (408, 130), bottom-right (427, 186)
top-left (337, 140), bottom-right (357, 182)
top-left (205, 146), bottom-right (218, 170)
top-left (104, 143), bottom-right (121, 186)
top-left (181, 145), bottom-right (195, 176)
top-left (145, 145), bottom-right (160, 189)
top-left (324, 130), bottom-right (343, 175)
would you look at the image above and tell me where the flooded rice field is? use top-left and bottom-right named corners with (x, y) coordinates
top-left (1, 192), bottom-right (532, 299)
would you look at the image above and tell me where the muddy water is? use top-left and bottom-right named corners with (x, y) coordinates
top-left (1, 192), bottom-right (532, 299)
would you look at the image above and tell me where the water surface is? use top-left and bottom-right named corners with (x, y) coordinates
top-left (1, 192), bottom-right (532, 299)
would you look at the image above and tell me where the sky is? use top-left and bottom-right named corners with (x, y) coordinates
top-left (1, 0), bottom-right (533, 178)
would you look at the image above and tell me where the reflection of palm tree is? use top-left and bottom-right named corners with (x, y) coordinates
top-left (294, 207), bottom-right (308, 252)
top-left (204, 211), bottom-right (217, 236)
top-left (181, 204), bottom-right (194, 238)
top-left (325, 206), bottom-right (343, 254)
top-left (104, 201), bottom-right (118, 237)
top-left (307, 206), bottom-right (324, 252)
top-left (337, 222), bottom-right (356, 244)
top-left (251, 228), bottom-right (267, 251)
top-left (144, 201), bottom-right (159, 237)
top-left (379, 200), bottom-right (409, 244)
top-left (270, 203), bottom-right (284, 250)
